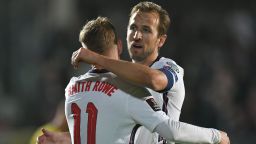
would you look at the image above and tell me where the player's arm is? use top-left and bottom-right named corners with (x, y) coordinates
top-left (37, 128), bottom-right (71, 144)
top-left (72, 47), bottom-right (169, 91)
top-left (154, 119), bottom-right (230, 144)
top-left (128, 96), bottom-right (229, 144)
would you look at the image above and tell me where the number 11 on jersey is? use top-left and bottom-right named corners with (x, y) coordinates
top-left (71, 102), bottom-right (98, 144)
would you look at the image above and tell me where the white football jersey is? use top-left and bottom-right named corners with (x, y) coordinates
top-left (65, 69), bottom-right (169, 144)
top-left (135, 56), bottom-right (185, 144)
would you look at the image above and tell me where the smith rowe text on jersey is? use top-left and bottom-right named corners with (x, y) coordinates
top-left (67, 81), bottom-right (118, 97)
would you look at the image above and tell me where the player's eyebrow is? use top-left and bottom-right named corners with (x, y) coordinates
top-left (142, 25), bottom-right (152, 30)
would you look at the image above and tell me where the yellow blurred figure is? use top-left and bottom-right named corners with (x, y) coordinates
top-left (29, 101), bottom-right (68, 144)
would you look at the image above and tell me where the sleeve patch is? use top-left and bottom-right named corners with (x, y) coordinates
top-left (166, 62), bottom-right (180, 73)
top-left (146, 98), bottom-right (161, 111)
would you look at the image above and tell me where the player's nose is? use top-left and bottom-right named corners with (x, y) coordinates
top-left (133, 31), bottom-right (142, 40)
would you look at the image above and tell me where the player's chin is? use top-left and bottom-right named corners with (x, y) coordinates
top-left (131, 54), bottom-right (145, 62)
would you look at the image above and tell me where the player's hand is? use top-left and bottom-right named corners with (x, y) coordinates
top-left (71, 47), bottom-right (98, 69)
top-left (36, 128), bottom-right (71, 144)
top-left (219, 131), bottom-right (230, 144)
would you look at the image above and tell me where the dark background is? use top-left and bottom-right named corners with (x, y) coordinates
top-left (0, 0), bottom-right (256, 143)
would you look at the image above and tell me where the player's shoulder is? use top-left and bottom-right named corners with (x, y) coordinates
top-left (111, 77), bottom-right (151, 98)
top-left (65, 72), bottom-right (91, 91)
top-left (67, 73), bottom-right (89, 84)
top-left (68, 71), bottom-right (115, 82)
top-left (153, 57), bottom-right (184, 74)
top-left (129, 84), bottom-right (151, 98)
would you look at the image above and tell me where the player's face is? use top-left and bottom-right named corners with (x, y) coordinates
top-left (127, 11), bottom-right (163, 63)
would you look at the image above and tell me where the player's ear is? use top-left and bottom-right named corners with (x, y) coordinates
top-left (158, 34), bottom-right (167, 48)
top-left (117, 39), bottom-right (123, 55)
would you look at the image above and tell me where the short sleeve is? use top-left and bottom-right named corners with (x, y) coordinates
top-left (156, 60), bottom-right (180, 93)
top-left (158, 66), bottom-right (176, 92)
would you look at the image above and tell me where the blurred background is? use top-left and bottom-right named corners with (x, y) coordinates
top-left (0, 0), bottom-right (256, 143)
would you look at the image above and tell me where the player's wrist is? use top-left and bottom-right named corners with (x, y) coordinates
top-left (212, 129), bottom-right (221, 144)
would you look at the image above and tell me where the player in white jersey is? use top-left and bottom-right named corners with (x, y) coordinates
top-left (65, 69), bottom-right (171, 144)
top-left (38, 17), bottom-right (229, 144)
top-left (135, 57), bottom-right (185, 144)
top-left (65, 69), bottom-right (220, 144)
top-left (71, 2), bottom-right (230, 144)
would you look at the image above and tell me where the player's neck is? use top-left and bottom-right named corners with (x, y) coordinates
top-left (102, 46), bottom-right (119, 60)
top-left (133, 53), bottom-right (159, 66)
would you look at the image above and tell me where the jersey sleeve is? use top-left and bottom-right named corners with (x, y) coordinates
top-left (127, 95), bottom-right (169, 132)
top-left (158, 66), bottom-right (176, 93)
top-left (154, 119), bottom-right (221, 144)
top-left (153, 58), bottom-right (183, 93)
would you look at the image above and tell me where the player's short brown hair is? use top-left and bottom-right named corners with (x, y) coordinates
top-left (79, 17), bottom-right (118, 54)
top-left (130, 1), bottom-right (170, 37)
